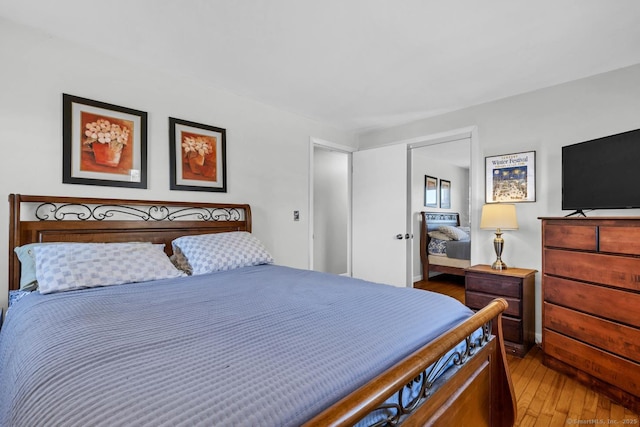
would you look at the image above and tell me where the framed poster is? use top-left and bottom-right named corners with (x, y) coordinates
top-left (485, 151), bottom-right (536, 203)
top-left (169, 117), bottom-right (227, 192)
top-left (62, 94), bottom-right (147, 188)
top-left (440, 179), bottom-right (451, 209)
top-left (424, 175), bottom-right (438, 207)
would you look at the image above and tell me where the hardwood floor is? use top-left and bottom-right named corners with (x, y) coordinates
top-left (414, 274), bottom-right (640, 426)
top-left (414, 273), bottom-right (465, 303)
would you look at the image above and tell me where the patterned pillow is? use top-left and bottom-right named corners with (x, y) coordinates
top-left (427, 238), bottom-right (448, 256)
top-left (427, 230), bottom-right (452, 241)
top-left (437, 225), bottom-right (470, 241)
top-left (170, 246), bottom-right (193, 275)
top-left (171, 231), bottom-right (274, 275)
top-left (34, 243), bottom-right (185, 294)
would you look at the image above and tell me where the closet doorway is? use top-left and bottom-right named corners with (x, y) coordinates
top-left (309, 138), bottom-right (354, 276)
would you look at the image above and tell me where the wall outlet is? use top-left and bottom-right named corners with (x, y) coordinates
top-left (293, 210), bottom-right (300, 221)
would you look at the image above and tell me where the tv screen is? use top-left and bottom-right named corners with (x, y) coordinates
top-left (562, 128), bottom-right (640, 213)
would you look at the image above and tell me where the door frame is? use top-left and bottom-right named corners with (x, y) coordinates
top-left (308, 137), bottom-right (355, 275)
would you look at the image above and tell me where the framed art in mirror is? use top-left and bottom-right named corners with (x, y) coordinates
top-left (425, 175), bottom-right (438, 207)
top-left (440, 179), bottom-right (451, 209)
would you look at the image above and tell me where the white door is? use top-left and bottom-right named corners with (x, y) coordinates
top-left (352, 143), bottom-right (410, 287)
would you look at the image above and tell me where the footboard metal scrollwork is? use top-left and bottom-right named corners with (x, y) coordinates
top-left (366, 321), bottom-right (493, 427)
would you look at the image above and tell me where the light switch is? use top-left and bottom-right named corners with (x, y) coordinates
top-left (293, 211), bottom-right (300, 221)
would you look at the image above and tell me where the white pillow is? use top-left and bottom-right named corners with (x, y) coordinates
top-left (172, 231), bottom-right (273, 275)
top-left (34, 243), bottom-right (185, 294)
top-left (437, 225), bottom-right (470, 241)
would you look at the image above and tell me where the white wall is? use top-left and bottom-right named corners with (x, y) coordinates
top-left (0, 18), bottom-right (356, 309)
top-left (411, 148), bottom-right (469, 280)
top-left (359, 63), bottom-right (640, 341)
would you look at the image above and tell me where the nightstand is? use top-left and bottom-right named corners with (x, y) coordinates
top-left (465, 264), bottom-right (536, 358)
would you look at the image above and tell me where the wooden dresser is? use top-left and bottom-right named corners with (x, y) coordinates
top-left (540, 217), bottom-right (640, 413)
top-left (465, 264), bottom-right (536, 358)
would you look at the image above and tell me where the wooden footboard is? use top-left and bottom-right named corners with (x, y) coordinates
top-left (304, 298), bottom-right (516, 426)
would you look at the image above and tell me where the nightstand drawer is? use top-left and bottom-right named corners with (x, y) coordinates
top-left (465, 272), bottom-right (522, 298)
top-left (465, 291), bottom-right (521, 317)
top-left (502, 316), bottom-right (522, 343)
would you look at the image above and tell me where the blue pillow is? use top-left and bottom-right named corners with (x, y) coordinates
top-left (14, 243), bottom-right (60, 291)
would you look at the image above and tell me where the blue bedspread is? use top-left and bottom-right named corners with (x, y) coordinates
top-left (0, 265), bottom-right (474, 426)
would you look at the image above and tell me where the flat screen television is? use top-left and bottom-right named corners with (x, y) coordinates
top-left (562, 128), bottom-right (640, 216)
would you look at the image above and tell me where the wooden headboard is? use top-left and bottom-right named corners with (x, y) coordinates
top-left (8, 194), bottom-right (252, 291)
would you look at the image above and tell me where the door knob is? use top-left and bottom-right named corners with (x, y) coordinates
top-left (396, 234), bottom-right (404, 239)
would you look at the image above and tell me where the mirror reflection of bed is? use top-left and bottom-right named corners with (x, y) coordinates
top-left (415, 212), bottom-right (470, 303)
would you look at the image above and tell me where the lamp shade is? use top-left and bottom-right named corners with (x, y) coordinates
top-left (480, 204), bottom-right (518, 230)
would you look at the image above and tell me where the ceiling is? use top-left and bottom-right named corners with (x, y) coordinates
top-left (414, 138), bottom-right (471, 169)
top-left (2, 1), bottom-right (640, 133)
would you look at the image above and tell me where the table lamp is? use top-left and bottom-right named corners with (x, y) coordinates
top-left (479, 203), bottom-right (518, 270)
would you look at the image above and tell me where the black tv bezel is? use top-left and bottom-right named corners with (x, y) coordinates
top-left (561, 128), bottom-right (640, 213)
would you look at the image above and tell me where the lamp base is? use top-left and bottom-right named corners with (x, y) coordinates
top-left (491, 259), bottom-right (508, 270)
top-left (492, 230), bottom-right (508, 270)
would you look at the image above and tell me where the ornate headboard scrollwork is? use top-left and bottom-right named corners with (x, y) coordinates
top-left (8, 194), bottom-right (252, 291)
top-left (33, 201), bottom-right (243, 222)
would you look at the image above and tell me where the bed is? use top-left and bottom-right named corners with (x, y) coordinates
top-left (420, 211), bottom-right (472, 281)
top-left (2, 194), bottom-right (515, 426)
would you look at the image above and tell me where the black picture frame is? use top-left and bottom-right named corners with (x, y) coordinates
top-left (62, 94), bottom-right (147, 188)
top-left (424, 175), bottom-right (438, 207)
top-left (440, 179), bottom-right (451, 209)
top-left (169, 117), bottom-right (227, 192)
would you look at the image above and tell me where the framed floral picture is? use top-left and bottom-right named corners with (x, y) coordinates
top-left (169, 117), bottom-right (227, 192)
top-left (62, 94), bottom-right (147, 188)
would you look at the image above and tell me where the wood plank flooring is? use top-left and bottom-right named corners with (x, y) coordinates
top-left (414, 274), bottom-right (640, 426)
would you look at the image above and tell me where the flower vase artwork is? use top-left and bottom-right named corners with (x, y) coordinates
top-left (83, 118), bottom-right (130, 168)
top-left (182, 135), bottom-right (216, 179)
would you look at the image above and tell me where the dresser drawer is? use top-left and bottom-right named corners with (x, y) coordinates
top-left (465, 272), bottom-right (522, 298)
top-left (544, 248), bottom-right (640, 292)
top-left (544, 302), bottom-right (640, 361)
top-left (544, 330), bottom-right (640, 397)
top-left (599, 226), bottom-right (640, 256)
top-left (543, 276), bottom-right (640, 328)
top-left (501, 316), bottom-right (522, 343)
top-left (466, 291), bottom-right (521, 317)
top-left (543, 224), bottom-right (596, 250)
